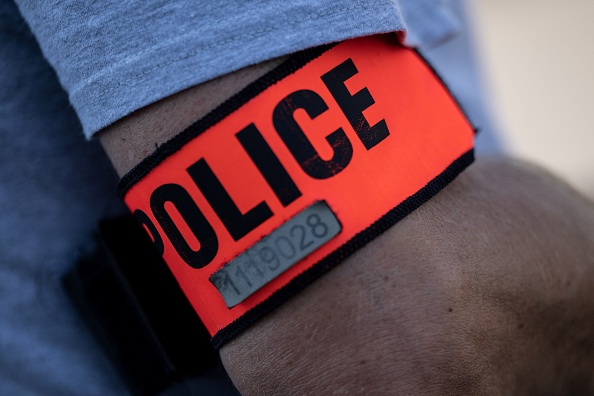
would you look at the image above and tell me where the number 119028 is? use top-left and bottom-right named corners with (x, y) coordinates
top-left (210, 201), bottom-right (341, 307)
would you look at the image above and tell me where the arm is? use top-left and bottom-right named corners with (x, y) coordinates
top-left (99, 46), bottom-right (594, 395)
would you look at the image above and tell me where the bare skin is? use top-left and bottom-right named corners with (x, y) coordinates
top-left (99, 45), bottom-right (594, 395)
top-left (100, 56), bottom-right (285, 177)
top-left (220, 159), bottom-right (594, 395)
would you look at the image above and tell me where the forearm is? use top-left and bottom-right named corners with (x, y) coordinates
top-left (98, 52), bottom-right (594, 395)
top-left (218, 158), bottom-right (594, 395)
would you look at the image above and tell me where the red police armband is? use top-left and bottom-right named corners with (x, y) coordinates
top-left (118, 35), bottom-right (475, 348)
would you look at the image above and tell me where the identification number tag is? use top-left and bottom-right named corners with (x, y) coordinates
top-left (210, 201), bottom-right (341, 307)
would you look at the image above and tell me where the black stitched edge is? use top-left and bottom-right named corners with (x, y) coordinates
top-left (211, 148), bottom-right (474, 348)
top-left (117, 43), bottom-right (337, 197)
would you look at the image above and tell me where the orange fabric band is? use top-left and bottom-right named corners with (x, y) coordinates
top-left (119, 35), bottom-right (475, 347)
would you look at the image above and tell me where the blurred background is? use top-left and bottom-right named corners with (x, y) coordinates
top-left (470, 0), bottom-right (594, 198)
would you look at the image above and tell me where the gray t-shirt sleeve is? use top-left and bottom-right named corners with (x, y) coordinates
top-left (12, 0), bottom-right (404, 138)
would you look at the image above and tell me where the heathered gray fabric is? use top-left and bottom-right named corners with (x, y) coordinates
top-left (0, 0), bottom-right (501, 394)
top-left (14, 0), bottom-right (404, 137)
top-left (11, 0), bottom-right (476, 139)
top-left (0, 4), bottom-right (129, 394)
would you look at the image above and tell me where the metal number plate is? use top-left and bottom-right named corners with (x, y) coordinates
top-left (210, 201), bottom-right (341, 308)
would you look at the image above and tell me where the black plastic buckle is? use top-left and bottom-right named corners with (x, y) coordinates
top-left (63, 216), bottom-right (236, 395)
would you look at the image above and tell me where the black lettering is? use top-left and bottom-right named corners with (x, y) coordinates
top-left (235, 266), bottom-right (252, 288)
top-left (275, 236), bottom-right (296, 259)
top-left (259, 247), bottom-right (280, 271)
top-left (212, 269), bottom-right (239, 295)
top-left (307, 213), bottom-right (329, 238)
top-left (322, 59), bottom-right (390, 150)
top-left (290, 224), bottom-right (313, 250)
top-left (187, 158), bottom-right (273, 241)
top-left (273, 89), bottom-right (353, 179)
top-left (133, 209), bottom-right (164, 256)
top-left (150, 184), bottom-right (218, 269)
top-left (236, 123), bottom-right (302, 207)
